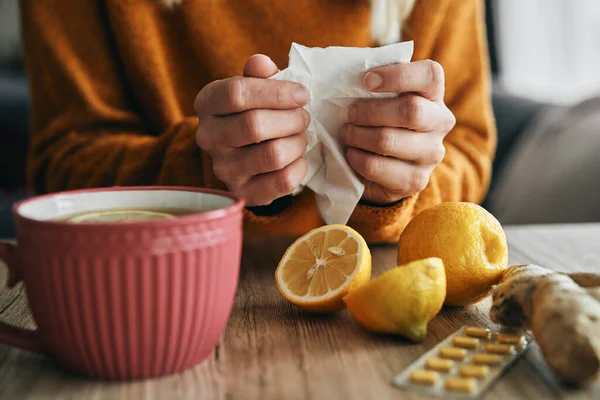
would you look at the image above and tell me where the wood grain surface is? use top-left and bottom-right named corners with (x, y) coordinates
top-left (1, 224), bottom-right (599, 399)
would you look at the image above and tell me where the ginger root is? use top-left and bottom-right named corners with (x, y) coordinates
top-left (490, 264), bottom-right (600, 385)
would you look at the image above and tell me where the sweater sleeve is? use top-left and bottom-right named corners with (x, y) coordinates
top-left (347, 0), bottom-right (497, 243)
top-left (22, 0), bottom-right (209, 194)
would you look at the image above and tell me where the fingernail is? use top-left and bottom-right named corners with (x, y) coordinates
top-left (364, 72), bottom-right (383, 90)
top-left (301, 109), bottom-right (310, 127)
top-left (339, 126), bottom-right (346, 143)
top-left (294, 87), bottom-right (310, 105)
top-left (340, 124), bottom-right (352, 143)
top-left (348, 105), bottom-right (358, 122)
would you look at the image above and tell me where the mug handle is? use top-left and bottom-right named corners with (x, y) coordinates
top-left (0, 241), bottom-right (44, 353)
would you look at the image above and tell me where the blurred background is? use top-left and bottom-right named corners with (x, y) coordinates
top-left (1, 0), bottom-right (599, 237)
top-left (0, 0), bottom-right (27, 237)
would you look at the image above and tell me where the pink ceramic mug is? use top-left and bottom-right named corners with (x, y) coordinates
top-left (0, 186), bottom-right (244, 380)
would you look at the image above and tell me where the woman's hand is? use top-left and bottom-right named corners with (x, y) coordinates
top-left (195, 55), bottom-right (310, 206)
top-left (342, 60), bottom-right (456, 205)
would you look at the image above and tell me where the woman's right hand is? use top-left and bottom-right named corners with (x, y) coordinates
top-left (194, 55), bottom-right (310, 206)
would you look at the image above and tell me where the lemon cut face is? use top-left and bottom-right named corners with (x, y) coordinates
top-left (275, 224), bottom-right (371, 313)
top-left (67, 210), bottom-right (176, 223)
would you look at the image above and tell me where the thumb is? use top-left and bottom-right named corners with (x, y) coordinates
top-left (243, 54), bottom-right (279, 78)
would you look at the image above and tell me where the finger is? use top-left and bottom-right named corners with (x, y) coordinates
top-left (195, 77), bottom-right (309, 116)
top-left (341, 124), bottom-right (445, 165)
top-left (363, 59), bottom-right (445, 101)
top-left (197, 108), bottom-right (309, 151)
top-left (241, 157), bottom-right (308, 206)
top-left (346, 147), bottom-right (431, 193)
top-left (243, 54), bottom-right (279, 78)
top-left (214, 133), bottom-right (307, 183)
top-left (223, 108), bottom-right (310, 147)
top-left (348, 95), bottom-right (444, 132)
top-left (361, 180), bottom-right (414, 205)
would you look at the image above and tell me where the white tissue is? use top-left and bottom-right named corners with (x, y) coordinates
top-left (271, 41), bottom-right (414, 225)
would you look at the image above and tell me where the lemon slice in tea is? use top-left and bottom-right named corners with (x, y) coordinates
top-left (67, 209), bottom-right (176, 223)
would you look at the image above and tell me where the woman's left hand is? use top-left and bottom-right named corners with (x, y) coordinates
top-left (342, 60), bottom-right (456, 205)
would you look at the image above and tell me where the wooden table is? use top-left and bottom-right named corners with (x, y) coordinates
top-left (1, 224), bottom-right (599, 399)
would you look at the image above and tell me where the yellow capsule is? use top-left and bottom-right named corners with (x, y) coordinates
top-left (425, 357), bottom-right (455, 372)
top-left (465, 326), bottom-right (491, 339)
top-left (472, 353), bottom-right (502, 366)
top-left (439, 346), bottom-right (468, 360)
top-left (409, 369), bottom-right (439, 386)
top-left (496, 333), bottom-right (526, 347)
top-left (484, 343), bottom-right (515, 355)
top-left (459, 364), bottom-right (490, 379)
top-left (444, 377), bottom-right (477, 393)
top-left (453, 336), bottom-right (480, 349)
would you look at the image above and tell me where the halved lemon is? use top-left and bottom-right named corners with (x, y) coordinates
top-left (275, 224), bottom-right (371, 313)
top-left (67, 209), bottom-right (176, 223)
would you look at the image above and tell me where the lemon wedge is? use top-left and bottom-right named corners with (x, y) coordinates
top-left (275, 224), bottom-right (371, 313)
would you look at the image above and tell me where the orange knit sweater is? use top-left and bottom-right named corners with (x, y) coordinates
top-left (21, 0), bottom-right (495, 243)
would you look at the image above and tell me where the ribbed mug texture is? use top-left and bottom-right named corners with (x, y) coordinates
top-left (1, 187), bottom-right (243, 380)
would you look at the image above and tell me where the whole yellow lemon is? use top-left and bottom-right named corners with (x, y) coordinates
top-left (398, 202), bottom-right (508, 306)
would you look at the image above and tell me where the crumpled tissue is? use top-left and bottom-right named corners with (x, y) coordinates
top-left (271, 41), bottom-right (414, 224)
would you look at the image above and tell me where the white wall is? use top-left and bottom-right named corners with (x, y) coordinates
top-left (493, 0), bottom-right (600, 105)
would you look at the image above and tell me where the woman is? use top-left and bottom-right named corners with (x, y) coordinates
top-left (21, 0), bottom-right (495, 243)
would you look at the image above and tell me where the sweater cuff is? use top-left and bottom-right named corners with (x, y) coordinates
top-left (243, 194), bottom-right (300, 225)
top-left (352, 194), bottom-right (418, 221)
top-left (246, 195), bottom-right (294, 216)
top-left (348, 193), bottom-right (420, 244)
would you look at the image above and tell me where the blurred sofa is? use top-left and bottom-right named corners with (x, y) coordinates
top-left (0, 70), bottom-right (29, 238)
top-left (0, 0), bottom-right (28, 237)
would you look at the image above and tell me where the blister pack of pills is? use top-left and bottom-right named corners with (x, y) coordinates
top-left (393, 326), bottom-right (532, 398)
